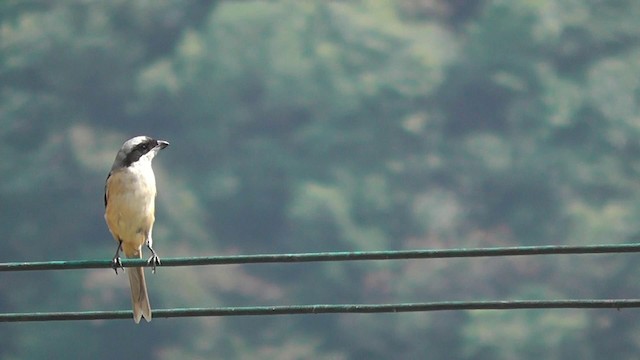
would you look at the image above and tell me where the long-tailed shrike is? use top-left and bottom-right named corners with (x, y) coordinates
top-left (104, 135), bottom-right (169, 323)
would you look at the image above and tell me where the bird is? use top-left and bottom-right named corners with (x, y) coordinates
top-left (104, 135), bottom-right (169, 323)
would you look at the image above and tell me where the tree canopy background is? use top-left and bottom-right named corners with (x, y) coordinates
top-left (3, 0), bottom-right (640, 359)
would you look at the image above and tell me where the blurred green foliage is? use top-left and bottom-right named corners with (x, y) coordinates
top-left (3, 0), bottom-right (640, 359)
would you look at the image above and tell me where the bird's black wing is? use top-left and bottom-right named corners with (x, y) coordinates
top-left (104, 172), bottom-right (111, 207)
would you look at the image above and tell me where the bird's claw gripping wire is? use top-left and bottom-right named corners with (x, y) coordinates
top-left (146, 243), bottom-right (161, 274)
top-left (111, 240), bottom-right (124, 274)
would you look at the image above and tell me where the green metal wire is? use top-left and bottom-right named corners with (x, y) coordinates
top-left (2, 300), bottom-right (639, 322)
top-left (2, 242), bottom-right (640, 271)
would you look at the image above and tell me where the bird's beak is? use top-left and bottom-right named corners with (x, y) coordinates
top-left (156, 140), bottom-right (169, 149)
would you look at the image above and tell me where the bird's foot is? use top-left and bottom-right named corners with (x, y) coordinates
top-left (111, 256), bottom-right (124, 274)
top-left (147, 254), bottom-right (161, 274)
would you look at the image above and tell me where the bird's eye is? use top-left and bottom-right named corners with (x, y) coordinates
top-left (137, 144), bottom-right (149, 154)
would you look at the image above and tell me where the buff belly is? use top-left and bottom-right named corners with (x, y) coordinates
top-left (105, 165), bottom-right (156, 257)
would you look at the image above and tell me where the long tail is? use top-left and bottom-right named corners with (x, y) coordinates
top-left (127, 252), bottom-right (152, 323)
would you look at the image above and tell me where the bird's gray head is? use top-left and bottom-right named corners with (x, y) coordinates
top-left (111, 136), bottom-right (169, 170)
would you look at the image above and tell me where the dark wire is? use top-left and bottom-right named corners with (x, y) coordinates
top-left (2, 300), bottom-right (638, 322)
top-left (2, 242), bottom-right (640, 271)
